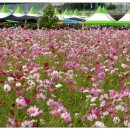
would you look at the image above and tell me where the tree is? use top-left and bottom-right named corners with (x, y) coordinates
top-left (38, 4), bottom-right (58, 29)
top-left (107, 3), bottom-right (116, 10)
top-left (62, 3), bottom-right (106, 10)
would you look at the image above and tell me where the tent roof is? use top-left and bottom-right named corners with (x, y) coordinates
top-left (96, 6), bottom-right (105, 13)
top-left (62, 9), bottom-right (69, 15)
top-left (69, 10), bottom-right (73, 15)
top-left (0, 5), bottom-right (10, 13)
top-left (102, 7), bottom-right (108, 13)
top-left (54, 8), bottom-right (60, 15)
top-left (87, 6), bottom-right (113, 22)
top-left (127, 9), bottom-right (130, 14)
top-left (14, 5), bottom-right (23, 14)
top-left (28, 7), bottom-right (36, 14)
top-left (73, 9), bottom-right (80, 16)
top-left (119, 14), bottom-right (130, 21)
top-left (81, 11), bottom-right (87, 16)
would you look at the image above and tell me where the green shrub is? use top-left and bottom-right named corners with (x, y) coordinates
top-left (38, 4), bottom-right (58, 29)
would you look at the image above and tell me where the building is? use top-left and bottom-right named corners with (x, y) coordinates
top-left (0, 3), bottom-right (48, 12)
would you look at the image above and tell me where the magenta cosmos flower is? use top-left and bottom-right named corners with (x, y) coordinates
top-left (70, 86), bottom-right (76, 91)
top-left (27, 106), bottom-right (43, 117)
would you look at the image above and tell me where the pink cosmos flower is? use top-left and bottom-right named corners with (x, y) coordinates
top-left (78, 87), bottom-right (86, 93)
top-left (21, 120), bottom-right (35, 127)
top-left (27, 106), bottom-right (43, 117)
top-left (61, 112), bottom-right (72, 123)
top-left (50, 109), bottom-right (59, 116)
top-left (8, 117), bottom-right (19, 127)
top-left (87, 113), bottom-right (97, 121)
top-left (16, 96), bottom-right (27, 109)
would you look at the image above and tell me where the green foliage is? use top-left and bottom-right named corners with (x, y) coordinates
top-left (38, 4), bottom-right (58, 29)
top-left (107, 3), bottom-right (117, 10)
top-left (62, 3), bottom-right (106, 10)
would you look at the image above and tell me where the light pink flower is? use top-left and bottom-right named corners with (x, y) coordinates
top-left (27, 106), bottom-right (43, 117)
top-left (16, 96), bottom-right (27, 109)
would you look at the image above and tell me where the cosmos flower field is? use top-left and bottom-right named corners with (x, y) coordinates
top-left (0, 28), bottom-right (130, 127)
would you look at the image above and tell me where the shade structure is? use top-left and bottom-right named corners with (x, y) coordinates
top-left (54, 8), bottom-right (64, 21)
top-left (115, 9), bottom-right (130, 25)
top-left (26, 7), bottom-right (39, 17)
top-left (54, 8), bottom-right (60, 15)
top-left (102, 7), bottom-right (115, 21)
top-left (1, 6), bottom-right (39, 22)
top-left (81, 11), bottom-right (89, 20)
top-left (69, 10), bottom-right (74, 16)
top-left (72, 9), bottom-right (80, 18)
top-left (70, 9), bottom-right (87, 21)
top-left (64, 18), bottom-right (82, 24)
top-left (119, 9), bottom-right (130, 22)
top-left (13, 5), bottom-right (25, 17)
top-left (84, 6), bottom-right (116, 26)
top-left (62, 9), bottom-right (72, 19)
top-left (0, 5), bottom-right (11, 19)
top-left (87, 6), bottom-right (114, 21)
top-left (56, 14), bottom-right (64, 21)
top-left (0, 14), bottom-right (37, 21)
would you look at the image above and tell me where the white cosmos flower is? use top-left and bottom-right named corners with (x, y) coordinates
top-left (91, 97), bottom-right (97, 102)
top-left (55, 84), bottom-right (62, 88)
top-left (28, 80), bottom-right (35, 87)
top-left (116, 105), bottom-right (125, 112)
top-left (113, 117), bottom-right (120, 124)
top-left (52, 71), bottom-right (59, 76)
top-left (116, 105), bottom-right (122, 110)
top-left (67, 70), bottom-right (73, 75)
top-left (16, 82), bottom-right (21, 87)
top-left (90, 103), bottom-right (96, 106)
top-left (94, 121), bottom-right (106, 128)
top-left (86, 95), bottom-right (92, 99)
top-left (7, 77), bottom-right (14, 82)
top-left (102, 111), bottom-right (109, 116)
top-left (47, 99), bottom-right (53, 106)
top-left (4, 84), bottom-right (11, 92)
top-left (121, 64), bottom-right (128, 69)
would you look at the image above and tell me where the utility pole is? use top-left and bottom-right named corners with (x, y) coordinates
top-left (126, 3), bottom-right (127, 12)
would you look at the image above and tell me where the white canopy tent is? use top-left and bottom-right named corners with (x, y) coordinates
top-left (26, 7), bottom-right (39, 17)
top-left (119, 9), bottom-right (130, 21)
top-left (87, 6), bottom-right (115, 22)
top-left (80, 11), bottom-right (89, 21)
top-left (62, 9), bottom-right (72, 19)
top-left (102, 7), bottom-right (115, 21)
top-left (54, 8), bottom-right (64, 21)
top-left (0, 5), bottom-right (11, 19)
top-left (13, 5), bottom-right (25, 17)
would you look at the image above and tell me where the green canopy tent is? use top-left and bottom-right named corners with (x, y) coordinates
top-left (73, 9), bottom-right (80, 16)
top-left (81, 11), bottom-right (88, 17)
top-left (27, 7), bottom-right (39, 17)
top-left (84, 6), bottom-right (116, 26)
top-left (102, 6), bottom-right (115, 21)
top-left (81, 11), bottom-right (89, 20)
top-left (69, 10), bottom-right (74, 16)
top-left (62, 9), bottom-right (71, 18)
top-left (54, 8), bottom-right (60, 15)
top-left (117, 9), bottom-right (130, 25)
top-left (0, 5), bottom-right (11, 19)
top-left (13, 5), bottom-right (25, 17)
top-left (54, 8), bottom-right (64, 21)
